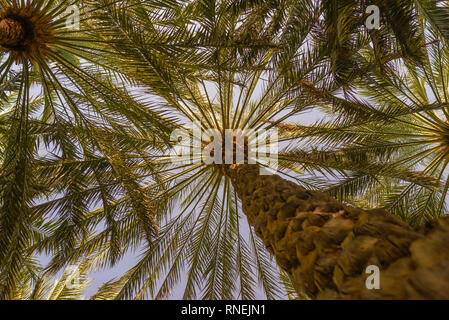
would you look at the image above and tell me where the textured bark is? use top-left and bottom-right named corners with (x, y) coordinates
top-left (226, 164), bottom-right (449, 299)
top-left (0, 18), bottom-right (25, 47)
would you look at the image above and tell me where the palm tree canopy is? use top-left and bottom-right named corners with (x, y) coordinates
top-left (1, 0), bottom-right (448, 300)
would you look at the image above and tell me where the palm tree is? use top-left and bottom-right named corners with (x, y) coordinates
top-left (1, 0), bottom-right (291, 299)
top-left (294, 31), bottom-right (449, 227)
top-left (0, 0), bottom-right (180, 298)
top-left (1, 0), bottom-right (449, 300)
top-left (72, 0), bottom-right (448, 299)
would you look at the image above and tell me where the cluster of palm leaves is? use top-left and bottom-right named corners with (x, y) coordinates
top-left (1, 0), bottom-right (449, 300)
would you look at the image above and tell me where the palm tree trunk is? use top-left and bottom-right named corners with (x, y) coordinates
top-left (226, 164), bottom-right (449, 299)
top-left (0, 18), bottom-right (25, 47)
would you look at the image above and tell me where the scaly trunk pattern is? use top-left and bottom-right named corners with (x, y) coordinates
top-left (226, 164), bottom-right (449, 299)
top-left (0, 18), bottom-right (25, 47)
